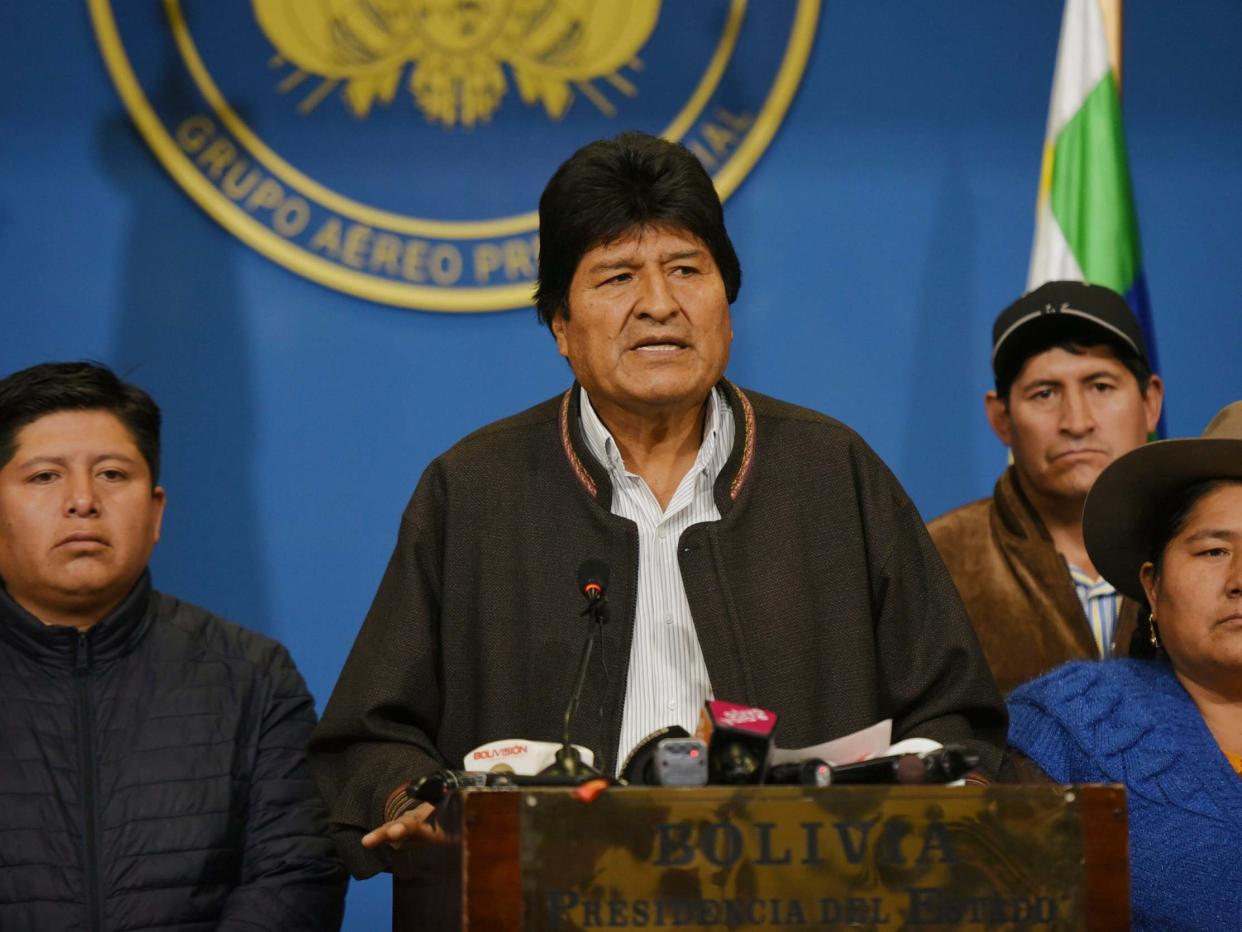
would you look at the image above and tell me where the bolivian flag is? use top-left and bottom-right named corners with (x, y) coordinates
top-left (1027, 0), bottom-right (1161, 413)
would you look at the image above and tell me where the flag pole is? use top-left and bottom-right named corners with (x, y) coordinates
top-left (1099, 0), bottom-right (1123, 90)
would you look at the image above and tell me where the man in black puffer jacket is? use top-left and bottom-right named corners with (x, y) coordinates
top-left (0, 362), bottom-right (346, 931)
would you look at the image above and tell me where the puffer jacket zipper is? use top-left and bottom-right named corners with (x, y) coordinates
top-left (74, 631), bottom-right (102, 932)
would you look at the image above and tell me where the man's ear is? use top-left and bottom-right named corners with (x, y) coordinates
top-left (985, 391), bottom-right (1013, 446)
top-left (1143, 374), bottom-right (1165, 435)
top-left (550, 313), bottom-right (571, 360)
top-left (151, 486), bottom-right (167, 546)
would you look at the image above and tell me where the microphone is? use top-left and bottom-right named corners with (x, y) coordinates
top-left (578, 559), bottom-right (609, 605)
top-left (620, 726), bottom-right (708, 787)
top-left (766, 745), bottom-right (979, 787)
top-left (409, 767), bottom-right (605, 806)
top-left (541, 560), bottom-right (611, 780)
top-left (765, 759), bottom-right (832, 787)
top-left (410, 769), bottom-right (515, 805)
top-left (703, 700), bottom-right (779, 785)
top-left (916, 744), bottom-right (979, 783)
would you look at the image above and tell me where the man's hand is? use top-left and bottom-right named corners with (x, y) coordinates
top-left (361, 802), bottom-right (448, 850)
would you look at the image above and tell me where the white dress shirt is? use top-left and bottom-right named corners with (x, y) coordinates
top-left (578, 386), bottom-right (735, 772)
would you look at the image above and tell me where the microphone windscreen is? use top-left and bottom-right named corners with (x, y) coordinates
top-left (704, 699), bottom-right (778, 739)
top-left (577, 559), bottom-right (610, 596)
top-left (704, 700), bottom-right (779, 785)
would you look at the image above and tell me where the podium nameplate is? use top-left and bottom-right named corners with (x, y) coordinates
top-left (392, 785), bottom-right (1128, 931)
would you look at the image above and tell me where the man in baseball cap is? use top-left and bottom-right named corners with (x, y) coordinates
top-left (927, 281), bottom-right (1164, 693)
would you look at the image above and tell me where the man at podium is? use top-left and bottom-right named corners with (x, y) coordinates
top-left (309, 132), bottom-right (1006, 878)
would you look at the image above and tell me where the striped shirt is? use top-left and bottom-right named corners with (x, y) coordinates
top-left (1068, 563), bottom-right (1123, 658)
top-left (579, 387), bottom-right (734, 773)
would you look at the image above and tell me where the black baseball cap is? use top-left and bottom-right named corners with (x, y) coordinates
top-left (991, 281), bottom-right (1150, 393)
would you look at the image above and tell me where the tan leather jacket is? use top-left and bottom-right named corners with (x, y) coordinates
top-left (928, 467), bottom-right (1139, 695)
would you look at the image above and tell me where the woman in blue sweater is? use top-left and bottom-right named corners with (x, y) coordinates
top-left (1007, 401), bottom-right (1242, 931)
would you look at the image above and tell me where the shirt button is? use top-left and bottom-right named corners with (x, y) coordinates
top-left (667, 700), bottom-right (676, 711)
top-left (657, 528), bottom-right (667, 540)
top-left (664, 615), bottom-right (673, 626)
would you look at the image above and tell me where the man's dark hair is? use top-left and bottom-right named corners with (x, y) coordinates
top-left (995, 318), bottom-right (1153, 403)
top-left (534, 131), bottom-right (742, 330)
top-left (0, 362), bottom-right (162, 484)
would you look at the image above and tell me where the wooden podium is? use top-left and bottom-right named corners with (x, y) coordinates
top-left (392, 784), bottom-right (1128, 931)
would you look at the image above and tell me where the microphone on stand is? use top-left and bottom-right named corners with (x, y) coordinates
top-left (579, 560), bottom-right (607, 605)
top-left (541, 560), bottom-right (610, 780)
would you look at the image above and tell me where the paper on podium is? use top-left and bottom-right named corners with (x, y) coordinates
top-left (768, 718), bottom-right (893, 766)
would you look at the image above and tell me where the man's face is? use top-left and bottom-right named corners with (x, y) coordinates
top-left (0, 410), bottom-right (165, 627)
top-left (552, 226), bottom-right (733, 419)
top-left (986, 344), bottom-right (1163, 507)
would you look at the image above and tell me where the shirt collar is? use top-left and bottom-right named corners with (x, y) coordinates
top-left (579, 386), bottom-right (731, 483)
top-left (1068, 563), bottom-right (1116, 595)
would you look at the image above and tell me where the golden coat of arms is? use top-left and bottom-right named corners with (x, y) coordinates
top-left (92, 0), bottom-right (818, 311)
top-left (254, 0), bottom-right (662, 126)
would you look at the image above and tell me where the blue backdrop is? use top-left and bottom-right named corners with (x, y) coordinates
top-left (3, 3), bottom-right (1240, 926)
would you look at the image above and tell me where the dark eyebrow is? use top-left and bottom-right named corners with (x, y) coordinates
top-left (1017, 378), bottom-right (1064, 392)
top-left (660, 248), bottom-right (703, 263)
top-left (588, 258), bottom-right (639, 274)
top-left (15, 455), bottom-right (69, 471)
top-left (16, 453), bottom-right (139, 470)
top-left (587, 248), bottom-right (704, 275)
top-left (1184, 528), bottom-right (1238, 543)
top-left (1017, 368), bottom-right (1124, 393)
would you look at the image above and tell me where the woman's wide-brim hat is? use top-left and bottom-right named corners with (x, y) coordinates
top-left (1084, 401), bottom-right (1242, 602)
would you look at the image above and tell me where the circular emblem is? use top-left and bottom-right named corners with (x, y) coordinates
top-left (91, 0), bottom-right (819, 312)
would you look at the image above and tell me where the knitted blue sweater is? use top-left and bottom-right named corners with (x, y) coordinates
top-left (1009, 659), bottom-right (1242, 931)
